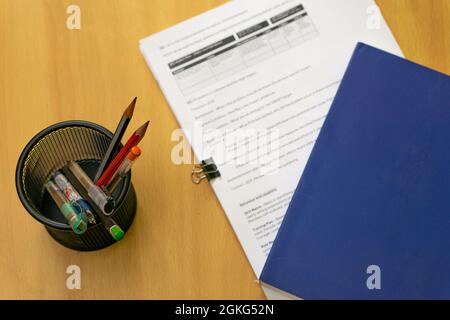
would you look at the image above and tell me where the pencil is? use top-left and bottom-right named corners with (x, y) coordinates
top-left (94, 97), bottom-right (137, 183)
top-left (96, 121), bottom-right (150, 187)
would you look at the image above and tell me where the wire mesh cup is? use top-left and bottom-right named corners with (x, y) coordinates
top-left (15, 121), bottom-right (137, 251)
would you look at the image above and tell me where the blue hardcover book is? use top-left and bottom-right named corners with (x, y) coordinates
top-left (260, 43), bottom-right (450, 299)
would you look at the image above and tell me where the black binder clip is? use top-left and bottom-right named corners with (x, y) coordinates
top-left (191, 158), bottom-right (221, 184)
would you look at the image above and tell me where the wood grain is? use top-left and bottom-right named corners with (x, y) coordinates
top-left (0, 0), bottom-right (448, 299)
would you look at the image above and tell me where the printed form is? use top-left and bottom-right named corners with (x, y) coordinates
top-left (141, 0), bottom-right (402, 285)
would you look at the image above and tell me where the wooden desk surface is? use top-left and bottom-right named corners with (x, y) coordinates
top-left (0, 0), bottom-right (449, 299)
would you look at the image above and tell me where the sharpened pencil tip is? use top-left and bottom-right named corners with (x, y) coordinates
top-left (136, 120), bottom-right (150, 137)
top-left (124, 97), bottom-right (137, 118)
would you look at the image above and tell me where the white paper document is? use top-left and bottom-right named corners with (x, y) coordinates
top-left (140, 0), bottom-right (402, 285)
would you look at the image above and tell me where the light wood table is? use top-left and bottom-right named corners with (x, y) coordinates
top-left (0, 0), bottom-right (449, 299)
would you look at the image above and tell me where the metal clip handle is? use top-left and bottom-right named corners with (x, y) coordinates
top-left (191, 158), bottom-right (221, 184)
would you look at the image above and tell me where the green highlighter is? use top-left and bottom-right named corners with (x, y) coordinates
top-left (103, 218), bottom-right (124, 241)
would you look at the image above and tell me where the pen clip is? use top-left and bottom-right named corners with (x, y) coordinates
top-left (191, 158), bottom-right (221, 184)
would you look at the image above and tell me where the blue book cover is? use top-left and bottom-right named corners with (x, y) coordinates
top-left (260, 43), bottom-right (450, 299)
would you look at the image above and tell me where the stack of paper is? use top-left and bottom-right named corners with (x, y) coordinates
top-left (140, 0), bottom-right (402, 299)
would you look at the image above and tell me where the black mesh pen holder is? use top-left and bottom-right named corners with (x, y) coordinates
top-left (15, 120), bottom-right (137, 251)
